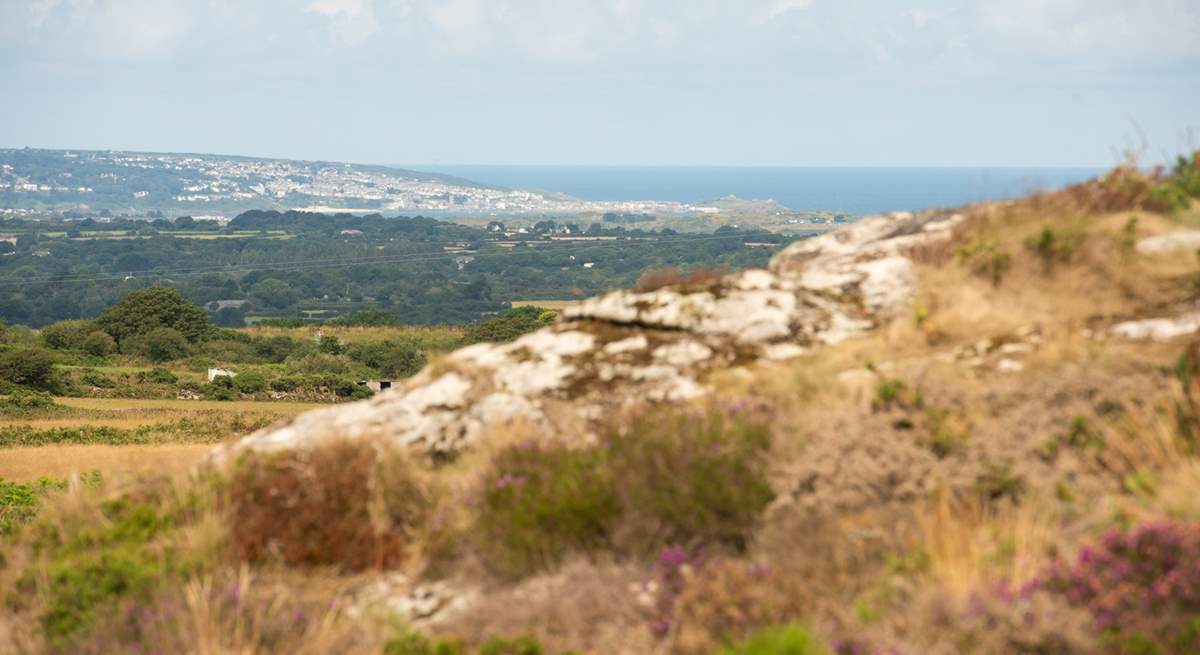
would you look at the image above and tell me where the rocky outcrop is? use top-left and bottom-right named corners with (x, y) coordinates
top-left (212, 210), bottom-right (965, 462)
top-left (1111, 312), bottom-right (1200, 341)
top-left (1136, 230), bottom-right (1200, 254)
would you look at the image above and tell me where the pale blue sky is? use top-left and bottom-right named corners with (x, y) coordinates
top-left (1, 0), bottom-right (1197, 166)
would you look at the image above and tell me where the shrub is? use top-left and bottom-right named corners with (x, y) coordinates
top-left (846, 588), bottom-right (1099, 655)
top-left (252, 335), bottom-right (302, 363)
top-left (232, 370), bottom-right (267, 394)
top-left (956, 238), bottom-right (1011, 287)
top-left (81, 330), bottom-right (117, 357)
top-left (36, 495), bottom-right (177, 647)
top-left (385, 630), bottom-right (463, 655)
top-left (78, 368), bottom-right (116, 388)
top-left (285, 352), bottom-right (351, 375)
top-left (3, 387), bottom-right (56, 408)
top-left (606, 408), bottom-right (774, 553)
top-left (1147, 152), bottom-right (1200, 212)
top-left (973, 462), bottom-right (1026, 502)
top-left (461, 307), bottom-right (556, 345)
top-left (476, 443), bottom-right (619, 578)
top-left (718, 624), bottom-right (830, 655)
top-left (1025, 226), bottom-right (1084, 271)
top-left (479, 636), bottom-right (546, 655)
top-left (123, 327), bottom-right (190, 362)
top-left (269, 376), bottom-right (302, 392)
top-left (474, 406), bottom-right (773, 579)
top-left (347, 340), bottom-right (427, 378)
top-left (40, 319), bottom-right (97, 351)
top-left (0, 475), bottom-right (67, 535)
top-left (137, 367), bottom-right (178, 385)
top-left (1037, 520), bottom-right (1200, 654)
top-left (0, 347), bottom-right (58, 391)
top-left (227, 441), bottom-right (427, 570)
top-left (671, 559), bottom-right (806, 654)
top-left (199, 338), bottom-right (256, 361)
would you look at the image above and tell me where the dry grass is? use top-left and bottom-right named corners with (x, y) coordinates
top-left (52, 397), bottom-right (323, 413)
top-left (0, 444), bottom-right (211, 480)
top-left (913, 489), bottom-right (1064, 594)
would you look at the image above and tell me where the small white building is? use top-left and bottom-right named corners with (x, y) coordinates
top-left (207, 368), bottom-right (238, 382)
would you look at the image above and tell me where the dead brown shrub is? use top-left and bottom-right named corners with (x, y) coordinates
top-left (227, 440), bottom-right (428, 571)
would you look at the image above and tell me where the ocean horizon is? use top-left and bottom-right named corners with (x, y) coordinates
top-left (404, 165), bottom-right (1105, 216)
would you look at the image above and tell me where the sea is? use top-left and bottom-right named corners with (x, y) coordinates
top-left (409, 165), bottom-right (1105, 216)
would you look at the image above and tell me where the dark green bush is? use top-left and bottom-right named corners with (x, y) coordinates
top-left (138, 367), bottom-right (179, 385)
top-left (1, 476), bottom-right (65, 535)
top-left (461, 306), bottom-right (556, 345)
top-left (347, 340), bottom-right (427, 378)
top-left (233, 370), bottom-right (267, 394)
top-left (475, 406), bottom-right (774, 578)
top-left (38, 496), bottom-right (176, 647)
top-left (81, 330), bottom-right (117, 357)
top-left (4, 387), bottom-right (56, 408)
top-left (40, 319), bottom-right (96, 351)
top-left (269, 376), bottom-right (302, 392)
top-left (78, 368), bottom-right (117, 388)
top-left (476, 443), bottom-right (619, 578)
top-left (607, 408), bottom-right (774, 553)
top-left (122, 327), bottom-right (190, 362)
top-left (0, 347), bottom-right (58, 391)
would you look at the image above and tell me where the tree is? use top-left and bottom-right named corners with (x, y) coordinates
top-left (96, 286), bottom-right (210, 344)
top-left (123, 327), bottom-right (190, 362)
top-left (0, 348), bottom-right (57, 390)
top-left (250, 279), bottom-right (300, 310)
top-left (82, 330), bottom-right (117, 357)
top-left (211, 306), bottom-right (247, 328)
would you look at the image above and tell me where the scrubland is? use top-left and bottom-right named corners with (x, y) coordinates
top-left (2, 156), bottom-right (1200, 654)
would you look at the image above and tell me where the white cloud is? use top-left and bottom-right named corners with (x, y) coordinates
top-left (306, 0), bottom-right (379, 45)
top-left (766, 0), bottom-right (813, 20)
top-left (427, 0), bottom-right (489, 54)
top-left (306, 0), bottom-right (367, 16)
top-left (973, 0), bottom-right (1200, 62)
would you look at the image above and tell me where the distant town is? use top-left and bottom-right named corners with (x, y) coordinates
top-left (0, 148), bottom-right (743, 218)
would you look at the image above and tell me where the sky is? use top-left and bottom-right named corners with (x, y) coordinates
top-left (1, 0), bottom-right (1198, 167)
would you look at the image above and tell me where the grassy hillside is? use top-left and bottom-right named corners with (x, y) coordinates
top-left (2, 158), bottom-right (1200, 654)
